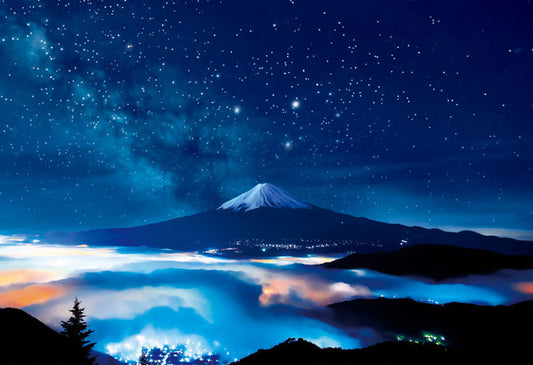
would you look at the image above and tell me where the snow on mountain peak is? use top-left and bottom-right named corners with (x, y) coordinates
top-left (218, 183), bottom-right (312, 212)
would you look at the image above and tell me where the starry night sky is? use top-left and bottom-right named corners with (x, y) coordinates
top-left (0, 0), bottom-right (532, 238)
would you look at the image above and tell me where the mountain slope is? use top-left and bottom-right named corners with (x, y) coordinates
top-left (243, 300), bottom-right (533, 364)
top-left (0, 307), bottom-right (76, 365)
top-left (316, 298), bottom-right (533, 353)
top-left (324, 244), bottom-right (533, 280)
top-left (232, 338), bottom-right (452, 365)
top-left (44, 184), bottom-right (533, 255)
top-left (0, 307), bottom-right (124, 365)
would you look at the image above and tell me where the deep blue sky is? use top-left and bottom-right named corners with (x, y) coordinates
top-left (0, 0), bottom-right (531, 238)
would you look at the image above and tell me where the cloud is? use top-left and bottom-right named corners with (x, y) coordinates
top-left (35, 286), bottom-right (212, 323)
top-left (7, 243), bottom-right (532, 361)
top-left (0, 284), bottom-right (66, 307)
top-left (259, 278), bottom-right (371, 307)
top-left (0, 269), bottom-right (54, 286)
top-left (513, 282), bottom-right (533, 294)
top-left (20, 262), bottom-right (363, 361)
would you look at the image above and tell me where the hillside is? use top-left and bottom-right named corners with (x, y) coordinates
top-left (311, 298), bottom-right (533, 352)
top-left (232, 338), bottom-right (453, 365)
top-left (0, 308), bottom-right (123, 365)
top-left (324, 244), bottom-right (533, 280)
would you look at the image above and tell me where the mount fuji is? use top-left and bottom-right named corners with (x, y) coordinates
top-left (45, 183), bottom-right (533, 255)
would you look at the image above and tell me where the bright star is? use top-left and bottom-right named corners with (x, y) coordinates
top-left (283, 141), bottom-right (293, 151)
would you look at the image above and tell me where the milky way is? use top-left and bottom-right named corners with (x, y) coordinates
top-left (0, 0), bottom-right (531, 236)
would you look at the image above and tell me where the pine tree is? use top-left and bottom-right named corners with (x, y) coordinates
top-left (61, 298), bottom-right (96, 365)
top-left (139, 348), bottom-right (149, 365)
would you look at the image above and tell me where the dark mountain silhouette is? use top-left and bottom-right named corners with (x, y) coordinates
top-left (0, 307), bottom-right (123, 365)
top-left (2, 303), bottom-right (528, 364)
top-left (44, 184), bottom-right (533, 255)
top-left (324, 244), bottom-right (533, 280)
top-left (232, 338), bottom-right (455, 365)
top-left (232, 335), bottom-right (525, 364)
top-left (309, 298), bottom-right (533, 354)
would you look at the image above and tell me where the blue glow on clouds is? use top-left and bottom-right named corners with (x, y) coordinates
top-left (0, 241), bottom-right (532, 361)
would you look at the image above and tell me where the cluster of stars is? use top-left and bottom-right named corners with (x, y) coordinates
top-left (0, 0), bottom-right (530, 236)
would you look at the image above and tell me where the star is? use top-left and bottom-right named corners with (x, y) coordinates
top-left (283, 141), bottom-right (293, 151)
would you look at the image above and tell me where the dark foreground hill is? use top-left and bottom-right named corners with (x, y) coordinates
top-left (0, 308), bottom-right (123, 365)
top-left (238, 299), bottom-right (533, 364)
top-left (233, 338), bottom-right (454, 365)
top-left (313, 298), bottom-right (533, 352)
top-left (3, 302), bottom-right (529, 364)
top-left (232, 335), bottom-right (525, 365)
top-left (324, 244), bottom-right (533, 280)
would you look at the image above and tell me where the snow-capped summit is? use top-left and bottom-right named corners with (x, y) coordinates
top-left (218, 183), bottom-right (312, 212)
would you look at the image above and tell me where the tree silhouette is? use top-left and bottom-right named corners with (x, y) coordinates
top-left (60, 298), bottom-right (96, 365)
top-left (139, 347), bottom-right (149, 365)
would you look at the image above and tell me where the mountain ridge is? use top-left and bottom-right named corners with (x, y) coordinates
top-left (324, 244), bottom-right (533, 280)
top-left (43, 184), bottom-right (533, 255)
top-left (318, 298), bottom-right (533, 352)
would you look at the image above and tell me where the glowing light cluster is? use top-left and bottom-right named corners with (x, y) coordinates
top-left (105, 328), bottom-right (219, 362)
top-left (396, 332), bottom-right (446, 346)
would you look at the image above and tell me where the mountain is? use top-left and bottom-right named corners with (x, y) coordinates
top-left (311, 297), bottom-right (533, 355)
top-left (232, 337), bottom-right (453, 365)
top-left (44, 183), bottom-right (533, 255)
top-left (0, 307), bottom-right (124, 365)
top-left (324, 244), bottom-right (533, 280)
top-left (239, 300), bottom-right (533, 364)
